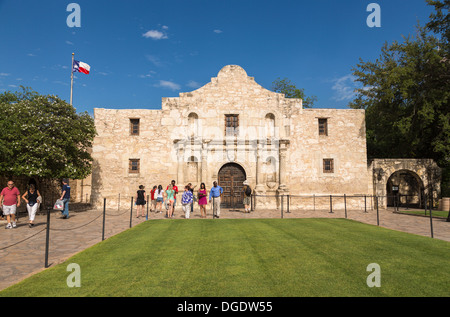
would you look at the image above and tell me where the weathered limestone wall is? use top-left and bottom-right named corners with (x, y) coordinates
top-left (288, 108), bottom-right (368, 195)
top-left (90, 65), bottom-right (370, 209)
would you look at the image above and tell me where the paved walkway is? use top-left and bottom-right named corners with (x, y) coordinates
top-left (0, 205), bottom-right (448, 291)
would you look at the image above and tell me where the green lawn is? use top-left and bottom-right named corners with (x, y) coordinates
top-left (1, 218), bottom-right (449, 297)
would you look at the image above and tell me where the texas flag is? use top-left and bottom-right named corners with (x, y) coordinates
top-left (72, 60), bottom-right (90, 74)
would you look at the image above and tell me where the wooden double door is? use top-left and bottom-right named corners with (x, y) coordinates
top-left (218, 163), bottom-right (246, 209)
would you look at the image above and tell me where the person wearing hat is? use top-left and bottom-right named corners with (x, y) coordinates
top-left (243, 180), bottom-right (252, 213)
top-left (60, 179), bottom-right (71, 219)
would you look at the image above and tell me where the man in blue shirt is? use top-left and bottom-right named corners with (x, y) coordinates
top-left (209, 181), bottom-right (223, 218)
top-left (60, 179), bottom-right (71, 219)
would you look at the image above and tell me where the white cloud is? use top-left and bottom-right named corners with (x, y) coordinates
top-left (146, 55), bottom-right (164, 67)
top-left (143, 30), bottom-right (168, 40)
top-left (155, 80), bottom-right (180, 91)
top-left (66, 40), bottom-right (74, 45)
top-left (331, 74), bottom-right (357, 101)
top-left (213, 29), bottom-right (223, 34)
top-left (187, 80), bottom-right (201, 89)
top-left (0, 73), bottom-right (10, 76)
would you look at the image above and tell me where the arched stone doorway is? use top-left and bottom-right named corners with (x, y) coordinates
top-left (386, 170), bottom-right (425, 208)
top-left (218, 163), bottom-right (246, 208)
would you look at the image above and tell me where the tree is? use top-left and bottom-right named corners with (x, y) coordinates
top-left (271, 78), bottom-right (317, 108)
top-left (349, 1), bottom-right (450, 207)
top-left (0, 86), bottom-right (96, 180)
top-left (349, 27), bottom-right (449, 167)
top-left (426, 0), bottom-right (450, 46)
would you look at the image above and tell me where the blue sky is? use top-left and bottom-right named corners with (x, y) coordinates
top-left (0, 0), bottom-right (436, 114)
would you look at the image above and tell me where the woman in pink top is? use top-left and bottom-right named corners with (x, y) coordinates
top-left (198, 183), bottom-right (207, 218)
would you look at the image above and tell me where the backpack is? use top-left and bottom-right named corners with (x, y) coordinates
top-left (245, 186), bottom-right (252, 196)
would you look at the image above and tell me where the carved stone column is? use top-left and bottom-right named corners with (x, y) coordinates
top-left (177, 142), bottom-right (185, 185)
top-left (201, 140), bottom-right (210, 184)
top-left (278, 140), bottom-right (289, 192)
top-left (255, 140), bottom-right (265, 193)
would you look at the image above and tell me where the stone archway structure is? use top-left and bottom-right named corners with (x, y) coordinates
top-left (370, 159), bottom-right (441, 209)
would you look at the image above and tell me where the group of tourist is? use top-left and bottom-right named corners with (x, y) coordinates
top-left (0, 179), bottom-right (70, 229)
top-left (134, 180), bottom-right (253, 219)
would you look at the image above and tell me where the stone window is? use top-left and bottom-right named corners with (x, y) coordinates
top-left (323, 158), bottom-right (334, 173)
top-left (225, 114), bottom-right (239, 136)
top-left (130, 119), bottom-right (140, 136)
top-left (265, 113), bottom-right (275, 138)
top-left (318, 118), bottom-right (328, 136)
top-left (129, 159), bottom-right (140, 173)
top-left (188, 113), bottom-right (199, 138)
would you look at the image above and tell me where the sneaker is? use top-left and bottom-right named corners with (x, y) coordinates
top-left (11, 221), bottom-right (16, 228)
top-left (5, 223), bottom-right (12, 229)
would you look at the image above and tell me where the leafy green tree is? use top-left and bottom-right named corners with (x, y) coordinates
top-left (349, 1), bottom-right (450, 205)
top-left (349, 27), bottom-right (449, 167)
top-left (0, 86), bottom-right (96, 180)
top-left (271, 78), bottom-right (317, 108)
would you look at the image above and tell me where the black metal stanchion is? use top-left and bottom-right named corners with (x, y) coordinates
top-left (429, 195), bottom-right (434, 238)
top-left (287, 195), bottom-right (290, 213)
top-left (146, 195), bottom-right (149, 220)
top-left (102, 198), bottom-right (106, 241)
top-left (281, 195), bottom-right (284, 219)
top-left (251, 194), bottom-right (253, 212)
top-left (130, 197), bottom-right (133, 228)
top-left (44, 207), bottom-right (51, 268)
top-left (329, 195), bottom-right (333, 213)
top-left (344, 194), bottom-right (347, 219)
top-left (364, 195), bottom-right (367, 213)
top-left (376, 196), bottom-right (380, 226)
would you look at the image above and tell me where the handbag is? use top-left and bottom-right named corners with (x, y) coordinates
top-left (54, 199), bottom-right (64, 211)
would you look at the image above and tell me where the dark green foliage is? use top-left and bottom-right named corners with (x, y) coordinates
top-left (271, 78), bottom-right (317, 108)
top-left (349, 1), bottom-right (449, 196)
top-left (0, 86), bottom-right (96, 179)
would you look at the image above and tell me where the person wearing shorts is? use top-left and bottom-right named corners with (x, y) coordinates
top-left (0, 180), bottom-right (21, 229)
top-left (166, 184), bottom-right (175, 218)
top-left (155, 185), bottom-right (164, 213)
top-left (135, 185), bottom-right (146, 218)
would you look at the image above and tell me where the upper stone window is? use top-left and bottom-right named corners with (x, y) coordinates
top-left (130, 118), bottom-right (140, 136)
top-left (188, 113), bottom-right (199, 138)
top-left (265, 113), bottom-right (275, 138)
top-left (318, 118), bottom-right (328, 136)
top-left (225, 114), bottom-right (239, 136)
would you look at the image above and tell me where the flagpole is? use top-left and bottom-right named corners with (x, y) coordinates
top-left (70, 52), bottom-right (74, 106)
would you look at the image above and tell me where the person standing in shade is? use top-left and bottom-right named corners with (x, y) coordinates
top-left (198, 183), bottom-right (208, 218)
top-left (136, 185), bottom-right (146, 218)
top-left (60, 179), bottom-right (71, 219)
top-left (0, 180), bottom-right (20, 229)
top-left (209, 181), bottom-right (223, 218)
top-left (22, 183), bottom-right (41, 227)
top-left (181, 185), bottom-right (194, 219)
top-left (243, 180), bottom-right (252, 213)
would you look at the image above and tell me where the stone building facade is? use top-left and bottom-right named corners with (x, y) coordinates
top-left (90, 65), bottom-right (374, 209)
